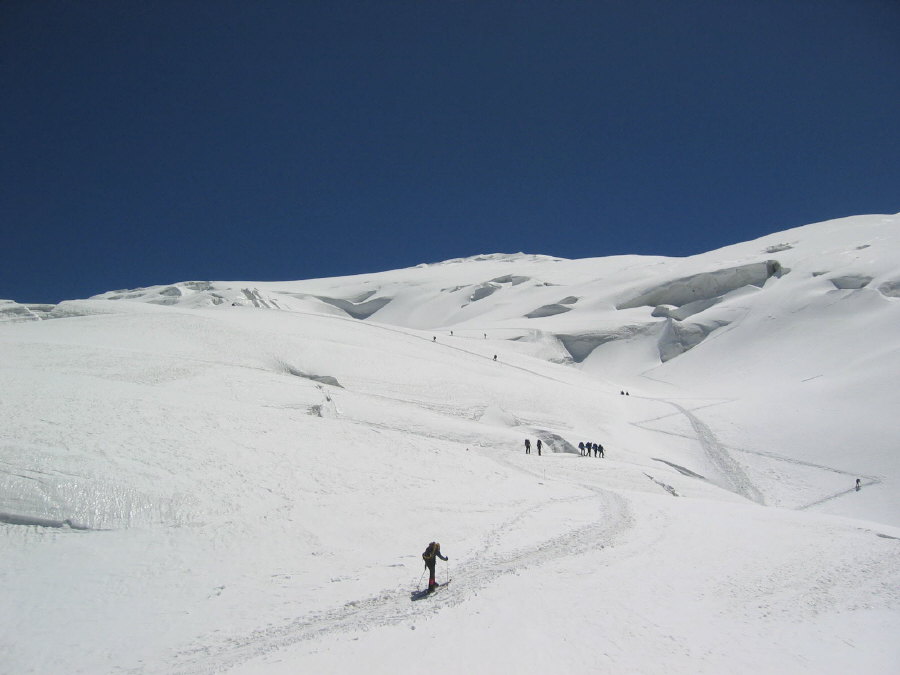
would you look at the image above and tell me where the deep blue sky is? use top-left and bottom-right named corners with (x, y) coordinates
top-left (3, 1), bottom-right (898, 303)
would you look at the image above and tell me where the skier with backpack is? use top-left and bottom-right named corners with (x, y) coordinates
top-left (422, 541), bottom-right (449, 592)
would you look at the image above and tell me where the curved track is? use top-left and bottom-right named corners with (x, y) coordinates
top-left (163, 466), bottom-right (633, 675)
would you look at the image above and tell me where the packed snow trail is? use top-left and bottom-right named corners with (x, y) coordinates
top-left (629, 397), bottom-right (764, 504)
top-left (631, 396), bottom-right (882, 510)
top-left (161, 466), bottom-right (633, 675)
top-left (667, 402), bottom-right (764, 504)
top-left (799, 477), bottom-right (881, 510)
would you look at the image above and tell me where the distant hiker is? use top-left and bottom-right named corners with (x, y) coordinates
top-left (525, 439), bottom-right (531, 454)
top-left (450, 330), bottom-right (453, 336)
top-left (537, 439), bottom-right (542, 456)
top-left (599, 444), bottom-right (605, 458)
top-left (620, 390), bottom-right (625, 395)
top-left (493, 354), bottom-right (497, 361)
top-left (626, 391), bottom-right (630, 396)
top-left (578, 442), bottom-right (585, 455)
top-left (484, 333), bottom-right (487, 339)
top-left (856, 478), bottom-right (861, 491)
top-left (592, 443), bottom-right (599, 458)
top-left (433, 336), bottom-right (436, 342)
top-left (422, 541), bottom-right (448, 591)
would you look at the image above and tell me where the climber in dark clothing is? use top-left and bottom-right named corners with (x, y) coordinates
top-left (422, 541), bottom-right (448, 591)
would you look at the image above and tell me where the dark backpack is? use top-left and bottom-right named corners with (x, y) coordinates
top-left (422, 542), bottom-right (436, 561)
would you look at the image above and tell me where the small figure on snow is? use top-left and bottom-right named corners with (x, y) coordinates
top-left (856, 478), bottom-right (861, 491)
top-left (578, 442), bottom-right (585, 455)
top-left (493, 354), bottom-right (497, 361)
top-left (525, 438), bottom-right (531, 454)
top-left (537, 439), bottom-right (542, 456)
top-left (422, 541), bottom-right (448, 591)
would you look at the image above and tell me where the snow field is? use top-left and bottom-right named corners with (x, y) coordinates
top-left (2, 214), bottom-right (899, 673)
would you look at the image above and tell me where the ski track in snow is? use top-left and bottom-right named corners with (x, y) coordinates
top-left (298, 307), bottom-right (587, 391)
top-left (137, 321), bottom-right (626, 673)
top-left (632, 399), bottom-right (882, 509)
top-left (666, 401), bottom-right (765, 504)
top-left (798, 480), bottom-right (880, 510)
top-left (631, 397), bottom-right (764, 504)
top-left (156, 466), bottom-right (633, 675)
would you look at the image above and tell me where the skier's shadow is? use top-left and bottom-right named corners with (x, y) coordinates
top-left (410, 589), bottom-right (431, 601)
top-left (410, 580), bottom-right (449, 601)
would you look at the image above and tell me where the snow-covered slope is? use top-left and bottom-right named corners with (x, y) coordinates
top-left (1, 214), bottom-right (898, 674)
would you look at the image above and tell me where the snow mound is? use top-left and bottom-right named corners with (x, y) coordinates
top-left (557, 326), bottom-right (648, 363)
top-left (830, 274), bottom-right (873, 290)
top-left (0, 300), bottom-right (55, 323)
top-left (657, 317), bottom-right (729, 362)
top-left (490, 274), bottom-right (531, 285)
top-left (878, 279), bottom-right (900, 298)
top-left (467, 283), bottom-right (500, 302)
top-left (0, 443), bottom-right (194, 530)
top-left (477, 404), bottom-right (519, 427)
top-left (49, 298), bottom-right (169, 318)
top-left (617, 260), bottom-right (785, 310)
top-left (525, 303), bottom-right (572, 319)
top-left (764, 242), bottom-right (794, 253)
top-left (276, 359), bottom-right (343, 388)
top-left (433, 252), bottom-right (563, 265)
top-left (652, 297), bottom-right (721, 320)
top-left (100, 281), bottom-right (233, 308)
top-left (313, 294), bottom-right (392, 319)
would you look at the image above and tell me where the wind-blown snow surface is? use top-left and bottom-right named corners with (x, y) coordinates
top-left (2, 214), bottom-right (899, 673)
